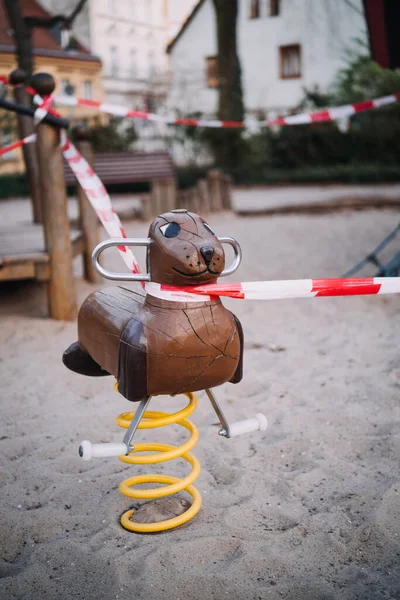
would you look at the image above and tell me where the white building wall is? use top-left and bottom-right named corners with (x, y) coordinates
top-left (166, 0), bottom-right (199, 42)
top-left (238, 0), bottom-right (367, 114)
top-left (89, 0), bottom-right (168, 108)
top-left (40, 0), bottom-right (197, 109)
top-left (167, 0), bottom-right (218, 116)
top-left (167, 0), bottom-right (368, 117)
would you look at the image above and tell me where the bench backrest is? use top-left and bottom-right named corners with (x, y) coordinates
top-left (64, 150), bottom-right (175, 185)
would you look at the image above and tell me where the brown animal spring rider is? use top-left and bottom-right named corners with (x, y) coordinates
top-left (63, 209), bottom-right (267, 532)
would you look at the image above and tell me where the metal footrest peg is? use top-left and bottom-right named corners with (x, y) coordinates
top-left (205, 388), bottom-right (267, 439)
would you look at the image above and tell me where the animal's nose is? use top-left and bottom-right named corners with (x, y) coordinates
top-left (200, 246), bottom-right (214, 265)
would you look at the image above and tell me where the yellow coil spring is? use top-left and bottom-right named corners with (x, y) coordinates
top-left (116, 392), bottom-right (202, 533)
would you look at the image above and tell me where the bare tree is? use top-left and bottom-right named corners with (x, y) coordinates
top-left (3, 0), bottom-right (88, 222)
top-left (206, 0), bottom-right (245, 170)
top-left (212, 0), bottom-right (244, 122)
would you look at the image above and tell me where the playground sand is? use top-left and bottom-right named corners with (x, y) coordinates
top-left (0, 209), bottom-right (399, 600)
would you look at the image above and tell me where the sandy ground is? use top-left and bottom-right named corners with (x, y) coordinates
top-left (0, 209), bottom-right (399, 600)
top-left (4, 183), bottom-right (400, 227)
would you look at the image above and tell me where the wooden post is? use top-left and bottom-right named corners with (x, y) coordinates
top-left (151, 180), bottom-right (164, 216)
top-left (221, 174), bottom-right (233, 210)
top-left (74, 126), bottom-right (101, 283)
top-left (32, 73), bottom-right (77, 321)
top-left (207, 169), bottom-right (224, 212)
top-left (166, 178), bottom-right (177, 211)
top-left (188, 188), bottom-right (199, 213)
top-left (9, 69), bottom-right (43, 223)
top-left (176, 189), bottom-right (183, 210)
top-left (183, 189), bottom-right (192, 212)
top-left (151, 178), bottom-right (176, 214)
top-left (140, 193), bottom-right (152, 221)
top-left (190, 187), bottom-right (200, 214)
top-left (178, 189), bottom-right (188, 211)
top-left (196, 178), bottom-right (210, 213)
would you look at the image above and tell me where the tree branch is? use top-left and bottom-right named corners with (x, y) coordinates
top-left (4, 0), bottom-right (34, 75)
top-left (66, 0), bottom-right (88, 26)
top-left (341, 0), bottom-right (364, 16)
top-left (24, 0), bottom-right (88, 29)
top-left (25, 15), bottom-right (68, 29)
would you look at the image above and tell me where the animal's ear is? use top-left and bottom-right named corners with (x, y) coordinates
top-left (218, 237), bottom-right (242, 277)
top-left (92, 238), bottom-right (152, 281)
top-left (202, 222), bottom-right (216, 235)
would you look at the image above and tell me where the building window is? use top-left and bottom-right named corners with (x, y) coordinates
top-left (205, 56), bottom-right (219, 88)
top-left (280, 44), bottom-right (301, 79)
top-left (249, 0), bottom-right (260, 19)
top-left (269, 0), bottom-right (280, 16)
top-left (108, 0), bottom-right (115, 14)
top-left (82, 80), bottom-right (92, 100)
top-left (60, 78), bottom-right (75, 95)
top-left (110, 46), bottom-right (118, 75)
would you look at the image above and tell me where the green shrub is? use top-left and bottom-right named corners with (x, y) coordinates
top-left (84, 117), bottom-right (137, 152)
top-left (176, 166), bottom-right (208, 188)
top-left (0, 173), bottom-right (28, 199)
top-left (332, 55), bottom-right (400, 104)
top-left (176, 56), bottom-right (400, 181)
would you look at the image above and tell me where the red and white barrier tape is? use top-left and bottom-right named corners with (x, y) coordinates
top-left (51, 91), bottom-right (400, 129)
top-left (2, 89), bottom-right (399, 303)
top-left (26, 92), bottom-right (142, 280)
top-left (1, 74), bottom-right (399, 129)
top-left (60, 132), bottom-right (142, 279)
top-left (147, 277), bottom-right (400, 302)
top-left (2, 132), bottom-right (399, 303)
top-left (33, 94), bottom-right (54, 124)
top-left (0, 133), bottom-right (36, 156)
top-left (266, 94), bottom-right (400, 127)
top-left (0, 95), bottom-right (57, 157)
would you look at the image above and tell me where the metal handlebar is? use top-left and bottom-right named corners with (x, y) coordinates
top-left (92, 236), bottom-right (242, 281)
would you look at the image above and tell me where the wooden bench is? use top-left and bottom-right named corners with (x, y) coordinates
top-left (63, 150), bottom-right (176, 186)
top-left (64, 150), bottom-right (177, 220)
top-left (0, 131), bottom-right (101, 321)
top-left (0, 212), bottom-right (86, 284)
top-left (64, 152), bottom-right (232, 218)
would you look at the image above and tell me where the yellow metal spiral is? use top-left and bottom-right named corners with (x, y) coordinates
top-left (115, 392), bottom-right (202, 533)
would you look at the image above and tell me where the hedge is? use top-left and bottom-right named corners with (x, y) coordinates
top-left (1, 163), bottom-right (399, 202)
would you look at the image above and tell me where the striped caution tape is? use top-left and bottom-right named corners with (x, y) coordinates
top-left (146, 278), bottom-right (400, 301)
top-left (0, 133), bottom-right (36, 156)
top-left (51, 91), bottom-right (400, 129)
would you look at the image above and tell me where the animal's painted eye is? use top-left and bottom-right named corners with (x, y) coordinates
top-left (203, 222), bottom-right (215, 235)
top-left (160, 222), bottom-right (181, 238)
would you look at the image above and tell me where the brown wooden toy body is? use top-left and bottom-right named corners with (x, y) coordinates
top-left (63, 210), bottom-right (243, 401)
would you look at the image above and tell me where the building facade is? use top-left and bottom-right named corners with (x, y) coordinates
top-left (166, 0), bottom-right (369, 118)
top-left (40, 0), bottom-right (197, 109)
top-left (0, 0), bottom-right (103, 174)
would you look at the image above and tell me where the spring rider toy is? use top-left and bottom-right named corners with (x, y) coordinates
top-left (63, 209), bottom-right (267, 533)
